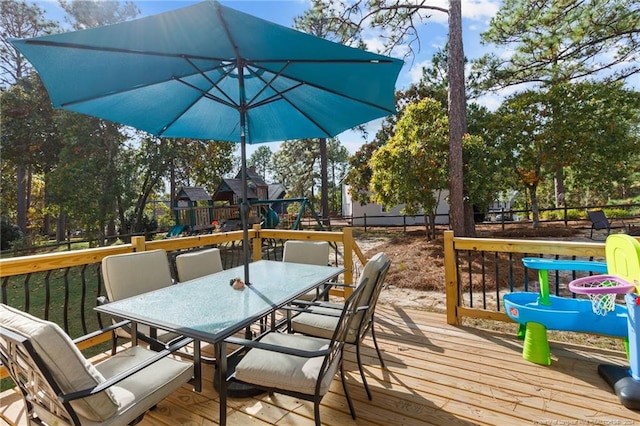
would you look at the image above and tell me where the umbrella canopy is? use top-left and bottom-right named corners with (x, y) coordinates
top-left (11, 0), bottom-right (403, 283)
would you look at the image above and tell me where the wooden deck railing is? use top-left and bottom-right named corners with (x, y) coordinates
top-left (3, 226), bottom-right (630, 380)
top-left (443, 230), bottom-right (612, 325)
top-left (0, 227), bottom-right (363, 379)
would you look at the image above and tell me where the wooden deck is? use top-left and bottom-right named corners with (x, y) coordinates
top-left (3, 305), bottom-right (640, 425)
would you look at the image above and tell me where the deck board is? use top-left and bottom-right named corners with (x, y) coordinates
top-left (2, 306), bottom-right (640, 425)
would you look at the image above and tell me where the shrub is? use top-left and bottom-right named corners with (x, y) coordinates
top-left (0, 217), bottom-right (23, 250)
top-left (603, 208), bottom-right (628, 219)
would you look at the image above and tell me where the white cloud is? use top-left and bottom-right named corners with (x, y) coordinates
top-left (423, 0), bottom-right (500, 25)
top-left (408, 59), bottom-right (430, 85)
top-left (462, 0), bottom-right (500, 21)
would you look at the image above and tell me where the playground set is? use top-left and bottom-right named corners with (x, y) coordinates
top-left (167, 182), bottom-right (325, 237)
top-left (503, 233), bottom-right (640, 409)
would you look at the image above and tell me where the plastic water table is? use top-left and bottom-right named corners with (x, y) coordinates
top-left (503, 257), bottom-right (629, 365)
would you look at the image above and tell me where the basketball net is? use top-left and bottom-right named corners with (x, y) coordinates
top-left (588, 292), bottom-right (616, 316)
top-left (577, 279), bottom-right (620, 316)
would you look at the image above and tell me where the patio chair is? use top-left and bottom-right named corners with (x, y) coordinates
top-left (288, 252), bottom-right (391, 400)
top-left (283, 240), bottom-right (331, 301)
top-left (225, 281), bottom-right (367, 426)
top-left (175, 247), bottom-right (223, 282)
top-left (100, 249), bottom-right (182, 353)
top-left (587, 210), bottom-right (626, 239)
top-left (0, 303), bottom-right (194, 426)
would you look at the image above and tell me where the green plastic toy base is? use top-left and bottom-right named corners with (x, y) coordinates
top-left (522, 322), bottom-right (551, 366)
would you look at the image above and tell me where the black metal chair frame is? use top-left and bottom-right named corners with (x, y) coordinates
top-left (225, 283), bottom-right (367, 426)
top-left (287, 259), bottom-right (391, 400)
top-left (0, 319), bottom-right (192, 426)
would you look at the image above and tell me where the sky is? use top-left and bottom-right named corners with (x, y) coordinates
top-left (35, 0), bottom-right (503, 155)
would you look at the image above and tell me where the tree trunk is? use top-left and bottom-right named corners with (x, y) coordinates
top-left (170, 150), bottom-right (176, 227)
top-left (56, 210), bottom-right (66, 243)
top-left (554, 168), bottom-right (565, 208)
top-left (528, 184), bottom-right (540, 229)
top-left (319, 137), bottom-right (330, 227)
top-left (447, 0), bottom-right (470, 236)
top-left (16, 164), bottom-right (27, 234)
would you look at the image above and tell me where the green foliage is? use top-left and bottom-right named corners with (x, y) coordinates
top-left (286, 201), bottom-right (301, 216)
top-left (1, 216), bottom-right (23, 250)
top-left (477, 0), bottom-right (640, 89)
top-left (47, 113), bottom-right (126, 243)
top-left (248, 146), bottom-right (273, 181)
top-left (169, 138), bottom-right (236, 197)
top-left (122, 210), bottom-right (157, 240)
top-left (370, 98), bottom-right (449, 238)
top-left (487, 81), bottom-right (640, 225)
top-left (272, 139), bottom-right (320, 203)
top-left (603, 208), bottom-right (628, 219)
top-left (0, 0), bottom-right (59, 86)
top-left (345, 75), bottom-right (448, 205)
top-left (538, 209), bottom-right (583, 221)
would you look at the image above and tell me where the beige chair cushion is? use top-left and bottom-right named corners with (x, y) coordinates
top-left (94, 346), bottom-right (193, 426)
top-left (0, 304), bottom-right (119, 422)
top-left (101, 249), bottom-right (178, 341)
top-left (353, 252), bottom-right (389, 322)
top-left (101, 249), bottom-right (173, 301)
top-left (291, 252), bottom-right (389, 340)
top-left (283, 241), bottom-right (330, 300)
top-left (234, 332), bottom-right (338, 396)
top-left (176, 248), bottom-right (223, 282)
top-left (283, 241), bottom-right (329, 266)
top-left (290, 305), bottom-right (356, 342)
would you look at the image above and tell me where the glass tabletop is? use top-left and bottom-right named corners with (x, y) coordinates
top-left (96, 260), bottom-right (344, 343)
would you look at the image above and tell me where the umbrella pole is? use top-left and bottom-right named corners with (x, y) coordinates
top-left (240, 136), bottom-right (251, 285)
top-left (239, 60), bottom-right (251, 285)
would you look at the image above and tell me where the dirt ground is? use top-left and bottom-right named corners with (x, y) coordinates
top-left (355, 222), bottom-right (595, 312)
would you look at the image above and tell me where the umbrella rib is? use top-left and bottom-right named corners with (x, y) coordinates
top-left (182, 56), bottom-right (239, 109)
top-left (243, 62), bottom-right (294, 108)
top-left (174, 77), bottom-right (237, 109)
top-left (247, 61), bottom-right (397, 114)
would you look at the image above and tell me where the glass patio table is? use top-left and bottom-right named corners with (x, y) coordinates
top-left (95, 259), bottom-right (345, 426)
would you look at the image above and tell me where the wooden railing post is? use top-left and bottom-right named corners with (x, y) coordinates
top-left (131, 236), bottom-right (146, 252)
top-left (444, 230), bottom-right (459, 325)
top-left (252, 224), bottom-right (263, 261)
top-left (343, 227), bottom-right (354, 299)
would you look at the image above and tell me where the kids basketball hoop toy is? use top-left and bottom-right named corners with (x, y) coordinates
top-left (591, 234), bottom-right (640, 410)
top-left (568, 275), bottom-right (635, 316)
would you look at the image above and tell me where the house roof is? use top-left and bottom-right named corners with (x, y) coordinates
top-left (215, 178), bottom-right (259, 200)
top-left (235, 167), bottom-right (267, 187)
top-left (268, 183), bottom-right (286, 200)
top-left (176, 186), bottom-right (212, 201)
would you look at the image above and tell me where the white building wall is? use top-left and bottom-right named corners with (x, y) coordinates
top-left (342, 184), bottom-right (450, 226)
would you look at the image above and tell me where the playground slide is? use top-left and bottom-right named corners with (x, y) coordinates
top-left (166, 225), bottom-right (186, 237)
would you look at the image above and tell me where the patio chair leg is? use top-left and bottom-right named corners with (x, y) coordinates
top-left (314, 400), bottom-right (321, 426)
top-left (356, 340), bottom-right (373, 400)
top-left (370, 322), bottom-right (385, 368)
top-left (111, 331), bottom-right (117, 355)
top-left (340, 362), bottom-right (357, 420)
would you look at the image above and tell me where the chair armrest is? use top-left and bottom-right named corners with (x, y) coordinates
top-left (59, 336), bottom-right (193, 403)
top-left (95, 299), bottom-right (174, 350)
top-left (282, 305), bottom-right (343, 317)
top-left (71, 320), bottom-right (131, 345)
top-left (225, 335), bottom-right (330, 358)
top-left (321, 283), bottom-right (355, 289)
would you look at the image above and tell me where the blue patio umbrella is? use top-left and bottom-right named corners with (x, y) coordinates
top-left (11, 0), bottom-right (403, 284)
